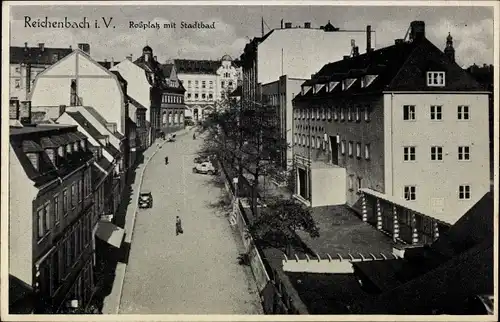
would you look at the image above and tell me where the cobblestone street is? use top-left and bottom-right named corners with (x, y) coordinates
top-left (118, 133), bottom-right (262, 314)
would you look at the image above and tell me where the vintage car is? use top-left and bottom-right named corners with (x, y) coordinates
top-left (138, 192), bottom-right (153, 209)
top-left (192, 161), bottom-right (218, 175)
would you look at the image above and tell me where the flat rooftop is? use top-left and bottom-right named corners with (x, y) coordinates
top-left (295, 205), bottom-right (395, 257)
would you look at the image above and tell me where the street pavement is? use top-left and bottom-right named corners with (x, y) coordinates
top-left (118, 132), bottom-right (263, 314)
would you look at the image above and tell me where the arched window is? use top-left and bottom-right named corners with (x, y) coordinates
top-left (162, 111), bottom-right (167, 125)
top-left (168, 112), bottom-right (173, 125)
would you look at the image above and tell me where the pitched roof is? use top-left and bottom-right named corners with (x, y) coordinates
top-left (110, 70), bottom-right (128, 85)
top-left (82, 106), bottom-right (124, 141)
top-left (295, 37), bottom-right (485, 101)
top-left (161, 63), bottom-right (173, 77)
top-left (66, 112), bottom-right (107, 140)
top-left (174, 59), bottom-right (221, 74)
top-left (127, 95), bottom-right (147, 110)
top-left (10, 45), bottom-right (73, 65)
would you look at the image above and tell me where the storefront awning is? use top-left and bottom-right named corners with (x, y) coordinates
top-left (95, 221), bottom-right (124, 248)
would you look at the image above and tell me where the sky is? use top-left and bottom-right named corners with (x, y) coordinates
top-left (8, 3), bottom-right (495, 68)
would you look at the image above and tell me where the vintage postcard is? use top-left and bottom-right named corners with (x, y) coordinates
top-left (1, 1), bottom-right (498, 321)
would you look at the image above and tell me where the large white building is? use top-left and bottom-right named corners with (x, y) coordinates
top-left (240, 21), bottom-right (376, 103)
top-left (293, 21), bottom-right (490, 230)
top-left (174, 56), bottom-right (242, 121)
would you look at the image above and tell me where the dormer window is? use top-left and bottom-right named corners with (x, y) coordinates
top-left (301, 86), bottom-right (311, 95)
top-left (361, 75), bottom-right (378, 88)
top-left (80, 139), bottom-right (86, 151)
top-left (342, 78), bottom-right (356, 91)
top-left (66, 144), bottom-right (72, 154)
top-left (74, 141), bottom-right (79, 152)
top-left (46, 149), bottom-right (55, 164)
top-left (58, 146), bottom-right (65, 158)
top-left (427, 72), bottom-right (445, 87)
top-left (27, 152), bottom-right (40, 170)
top-left (328, 81), bottom-right (339, 92)
top-left (313, 83), bottom-right (325, 94)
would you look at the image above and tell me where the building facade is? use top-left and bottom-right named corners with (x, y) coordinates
top-left (292, 21), bottom-right (490, 226)
top-left (240, 21), bottom-right (376, 104)
top-left (9, 42), bottom-right (74, 101)
top-left (133, 46), bottom-right (186, 139)
top-left (9, 123), bottom-right (96, 313)
top-left (174, 56), bottom-right (242, 121)
top-left (262, 75), bottom-right (307, 170)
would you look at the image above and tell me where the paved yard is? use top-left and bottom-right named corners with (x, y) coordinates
top-left (118, 134), bottom-right (262, 314)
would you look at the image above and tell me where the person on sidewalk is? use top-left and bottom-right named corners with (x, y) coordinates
top-left (175, 216), bottom-right (183, 235)
top-left (165, 156), bottom-right (169, 165)
top-left (193, 132), bottom-right (196, 140)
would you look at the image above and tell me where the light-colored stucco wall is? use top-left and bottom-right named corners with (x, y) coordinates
top-left (258, 29), bottom-right (373, 85)
top-left (384, 93), bottom-right (490, 222)
top-left (30, 51), bottom-right (126, 134)
top-left (311, 167), bottom-right (347, 207)
top-left (111, 60), bottom-right (151, 122)
top-left (9, 147), bottom-right (37, 285)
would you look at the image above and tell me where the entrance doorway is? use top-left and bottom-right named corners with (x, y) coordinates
top-left (298, 168), bottom-right (307, 199)
top-left (330, 136), bottom-right (339, 165)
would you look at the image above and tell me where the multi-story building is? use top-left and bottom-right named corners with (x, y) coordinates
top-left (111, 58), bottom-right (151, 150)
top-left (132, 46), bottom-right (186, 139)
top-left (9, 42), bottom-right (73, 101)
top-left (174, 56), bottom-right (242, 121)
top-left (240, 21), bottom-right (375, 104)
top-left (261, 75), bottom-right (308, 170)
top-left (292, 21), bottom-right (490, 230)
top-left (28, 47), bottom-right (131, 184)
top-left (9, 120), bottom-right (96, 313)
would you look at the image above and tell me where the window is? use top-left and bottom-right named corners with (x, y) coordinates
top-left (15, 79), bottom-right (21, 88)
top-left (349, 176), bottom-right (354, 191)
top-left (208, 93), bottom-right (213, 99)
top-left (37, 208), bottom-right (45, 239)
top-left (202, 81), bottom-right (206, 88)
top-left (357, 177), bottom-right (362, 191)
top-left (348, 141), bottom-right (353, 157)
top-left (187, 93), bottom-right (191, 99)
top-left (403, 105), bottom-right (416, 120)
top-left (431, 146), bottom-right (443, 161)
top-left (229, 81), bottom-right (233, 87)
top-left (404, 186), bottom-right (416, 201)
top-left (15, 67), bottom-right (20, 73)
top-left (347, 107), bottom-right (352, 121)
top-left (341, 140), bottom-right (346, 154)
top-left (356, 142), bottom-right (361, 158)
top-left (54, 195), bottom-right (60, 225)
top-left (71, 184), bottom-right (76, 208)
top-left (364, 144), bottom-right (370, 160)
top-left (202, 93), bottom-right (206, 99)
top-left (194, 93), bottom-right (198, 99)
top-left (195, 80), bottom-right (199, 87)
top-left (311, 136), bottom-right (316, 148)
top-left (316, 108), bottom-right (320, 120)
top-left (65, 239), bottom-right (72, 268)
top-left (63, 189), bottom-right (68, 215)
top-left (355, 107), bottom-right (360, 121)
top-left (426, 71), bottom-right (445, 87)
top-left (364, 105), bottom-right (371, 121)
top-left (458, 105), bottom-right (470, 120)
top-left (333, 108), bottom-right (338, 121)
top-left (327, 108), bottom-right (332, 120)
top-left (458, 146), bottom-right (470, 160)
top-left (221, 81), bottom-right (225, 87)
top-left (459, 185), bottom-right (471, 200)
top-left (430, 105), bottom-right (442, 120)
top-left (404, 146), bottom-right (416, 161)
top-left (188, 80), bottom-right (192, 87)
top-left (340, 108), bottom-right (345, 121)
top-left (209, 81), bottom-right (213, 88)
top-left (317, 136), bottom-right (322, 150)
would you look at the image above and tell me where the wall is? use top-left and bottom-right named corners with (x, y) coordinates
top-left (258, 29), bottom-right (373, 85)
top-left (294, 95), bottom-right (386, 206)
top-left (111, 60), bottom-right (151, 122)
top-left (284, 77), bottom-right (306, 169)
top-left (10, 63), bottom-right (47, 101)
top-left (9, 147), bottom-right (37, 286)
top-left (30, 51), bottom-right (126, 134)
top-left (385, 93), bottom-right (490, 222)
top-left (311, 167), bottom-right (346, 207)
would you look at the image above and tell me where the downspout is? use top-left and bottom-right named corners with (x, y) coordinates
top-left (390, 93), bottom-right (394, 196)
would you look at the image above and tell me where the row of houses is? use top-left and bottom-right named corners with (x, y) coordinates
top-left (236, 20), bottom-right (494, 314)
top-left (8, 43), bottom-right (188, 313)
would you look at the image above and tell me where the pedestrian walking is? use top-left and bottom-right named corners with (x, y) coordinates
top-left (175, 216), bottom-right (183, 235)
top-left (165, 156), bottom-right (169, 165)
top-left (193, 132), bottom-right (196, 140)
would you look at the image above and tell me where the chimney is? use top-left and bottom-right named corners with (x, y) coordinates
top-left (126, 54), bottom-right (133, 61)
top-left (410, 21), bottom-right (425, 42)
top-left (154, 55), bottom-right (157, 61)
top-left (24, 42), bottom-right (28, 50)
top-left (353, 46), bottom-right (359, 56)
top-left (304, 22), bottom-right (311, 29)
top-left (111, 57), bottom-right (114, 65)
top-left (366, 25), bottom-right (372, 52)
top-left (285, 22), bottom-right (292, 29)
top-left (104, 59), bottom-right (108, 63)
top-left (59, 105), bottom-right (67, 117)
top-left (395, 39), bottom-right (404, 45)
top-left (9, 99), bottom-right (20, 120)
top-left (69, 45), bottom-right (72, 50)
top-left (38, 43), bottom-right (45, 51)
top-left (77, 43), bottom-right (90, 54)
top-left (343, 55), bottom-right (350, 60)
top-left (20, 101), bottom-right (32, 125)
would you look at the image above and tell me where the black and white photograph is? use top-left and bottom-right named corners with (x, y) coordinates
top-left (1, 1), bottom-right (498, 320)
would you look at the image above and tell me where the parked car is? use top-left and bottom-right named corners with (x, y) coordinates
top-left (192, 161), bottom-right (218, 175)
top-left (138, 192), bottom-right (153, 208)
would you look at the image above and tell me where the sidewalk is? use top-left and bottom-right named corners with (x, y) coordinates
top-left (102, 127), bottom-right (192, 314)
